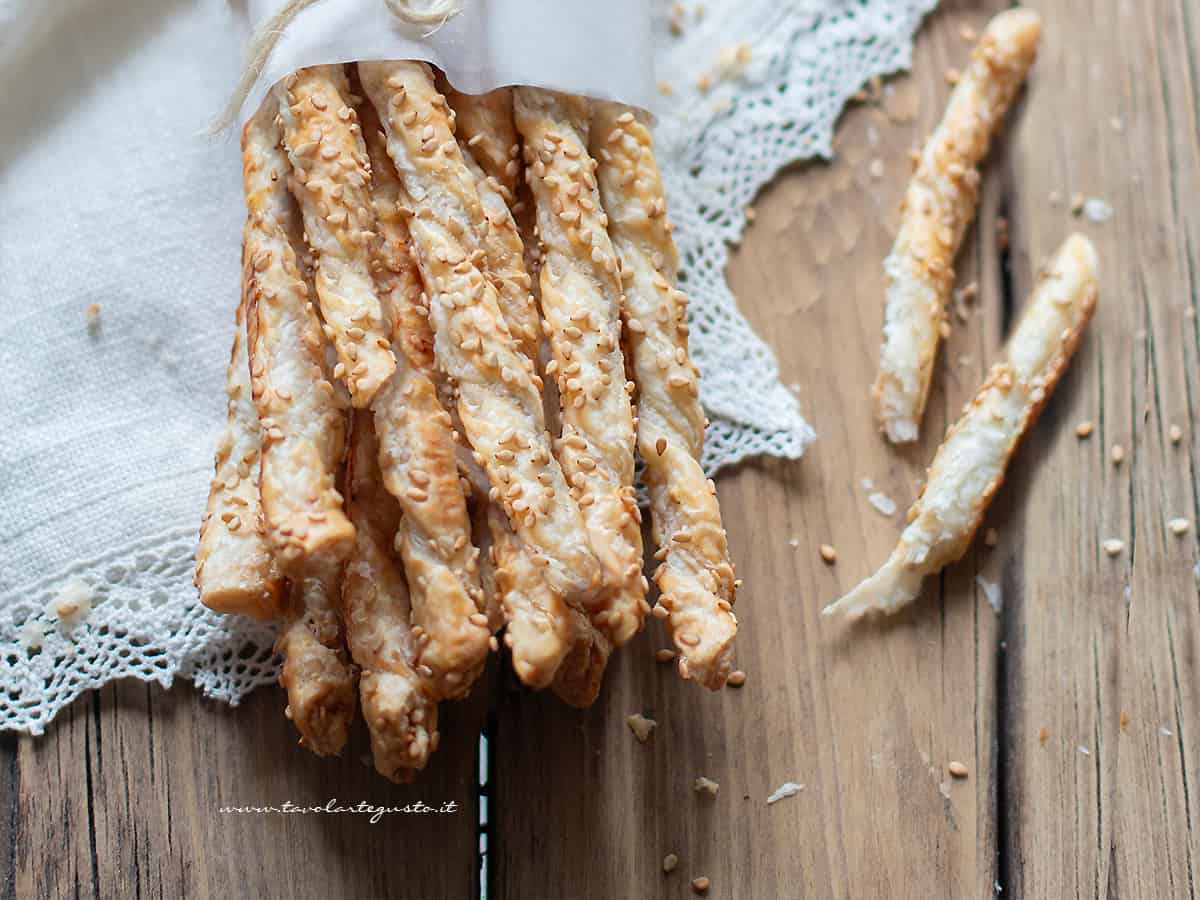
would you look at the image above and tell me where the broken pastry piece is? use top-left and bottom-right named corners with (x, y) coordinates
top-left (873, 8), bottom-right (1042, 443)
top-left (827, 233), bottom-right (1098, 618)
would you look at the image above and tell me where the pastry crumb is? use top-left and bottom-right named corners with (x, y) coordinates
top-left (19, 619), bottom-right (47, 650)
top-left (868, 491), bottom-right (897, 516)
top-left (1120, 708), bottom-right (1130, 731)
top-left (744, 206), bottom-right (757, 223)
top-left (1070, 193), bottom-right (1086, 216)
top-left (1083, 198), bottom-right (1114, 223)
top-left (868, 158), bottom-right (885, 179)
top-left (693, 776), bottom-right (720, 797)
top-left (627, 713), bottom-right (657, 743)
top-left (766, 781), bottom-right (804, 804)
top-left (975, 575), bottom-right (1002, 614)
top-left (86, 303), bottom-right (102, 328)
top-left (663, 853), bottom-right (679, 874)
top-left (50, 578), bottom-right (94, 626)
top-left (1103, 538), bottom-right (1125, 557)
top-left (1038, 725), bottom-right (1049, 745)
top-left (657, 81), bottom-right (674, 96)
top-left (948, 761), bottom-right (969, 778)
top-left (944, 67), bottom-right (961, 86)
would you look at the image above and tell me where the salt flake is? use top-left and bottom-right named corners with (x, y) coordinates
top-left (975, 576), bottom-right (1002, 614)
top-left (766, 781), bottom-right (804, 804)
top-left (868, 492), bottom-right (897, 516)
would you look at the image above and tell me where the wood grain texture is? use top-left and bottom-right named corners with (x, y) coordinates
top-left (3, 2), bottom-right (1199, 897)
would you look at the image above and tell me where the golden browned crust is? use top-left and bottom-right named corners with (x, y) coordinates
top-left (590, 103), bottom-right (736, 689)
top-left (361, 100), bottom-right (490, 700)
top-left (358, 61), bottom-right (600, 610)
top-left (276, 65), bottom-right (396, 406)
top-left (827, 233), bottom-right (1098, 618)
top-left (195, 283), bottom-right (285, 620)
top-left (275, 565), bottom-right (358, 757)
top-left (343, 411), bottom-right (441, 780)
top-left (873, 9), bottom-right (1042, 443)
top-left (444, 86), bottom-right (522, 198)
top-left (551, 605), bottom-right (612, 708)
top-left (241, 103), bottom-right (356, 578)
top-left (515, 89), bottom-right (646, 649)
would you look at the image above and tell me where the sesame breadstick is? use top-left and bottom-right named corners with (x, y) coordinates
top-left (276, 65), bottom-right (396, 407)
top-left (361, 102), bottom-right (491, 700)
top-left (590, 103), bottom-right (736, 689)
top-left (444, 86), bottom-right (522, 198)
top-left (195, 287), bottom-right (285, 620)
top-left (514, 88), bottom-right (646, 648)
top-left (241, 103), bottom-right (356, 578)
top-left (275, 564), bottom-right (358, 757)
top-left (873, 9), bottom-right (1041, 443)
top-left (827, 234), bottom-right (1098, 619)
top-left (357, 61), bottom-right (600, 608)
top-left (343, 411), bottom-right (441, 780)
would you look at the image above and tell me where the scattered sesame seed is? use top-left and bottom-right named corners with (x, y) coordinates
top-left (50, 578), bottom-right (94, 626)
top-left (627, 713), bottom-right (657, 743)
top-left (691, 876), bottom-right (711, 894)
top-left (1109, 116), bottom-right (1124, 133)
top-left (1070, 193), bottom-right (1086, 216)
top-left (1169, 424), bottom-right (1183, 444)
top-left (657, 81), bottom-right (673, 96)
top-left (1120, 708), bottom-right (1130, 730)
top-left (727, 670), bottom-right (747, 687)
top-left (868, 491), bottom-right (897, 517)
top-left (944, 67), bottom-right (961, 86)
top-left (745, 206), bottom-right (757, 223)
top-left (1048, 190), bottom-right (1062, 206)
top-left (1168, 518), bottom-right (1190, 536)
top-left (1103, 538), bottom-right (1125, 556)
top-left (655, 648), bottom-right (676, 663)
top-left (693, 776), bottom-right (720, 797)
top-left (948, 761), bottom-right (969, 778)
top-left (1110, 444), bottom-right (1125, 465)
top-left (86, 303), bottom-right (102, 327)
top-left (868, 158), bottom-right (885, 179)
top-left (663, 853), bottom-right (679, 874)
top-left (1038, 726), bottom-right (1049, 745)
top-left (960, 25), bottom-right (977, 41)
top-left (819, 543), bottom-right (837, 564)
top-left (1075, 421), bottom-right (1094, 438)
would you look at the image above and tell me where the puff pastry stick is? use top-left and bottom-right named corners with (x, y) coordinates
top-left (515, 88), bottom-right (646, 647)
top-left (277, 65), bottom-right (396, 407)
top-left (195, 287), bottom-right (285, 620)
top-left (873, 8), bottom-right (1042, 443)
top-left (445, 86), bottom-right (522, 199)
top-left (242, 103), bottom-right (356, 577)
top-left (343, 411), bottom-right (441, 781)
top-left (358, 61), bottom-right (600, 607)
top-left (828, 234), bottom-right (1098, 619)
top-left (276, 563), bottom-right (358, 757)
top-left (590, 103), bottom-right (736, 689)
top-left (361, 102), bottom-right (491, 700)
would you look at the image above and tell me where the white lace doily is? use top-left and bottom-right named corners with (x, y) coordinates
top-left (0, 0), bottom-right (934, 734)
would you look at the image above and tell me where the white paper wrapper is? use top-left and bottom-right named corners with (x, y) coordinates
top-left (237, 0), bottom-right (655, 125)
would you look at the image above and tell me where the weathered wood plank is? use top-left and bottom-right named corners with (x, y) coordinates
top-left (6, 677), bottom-right (486, 899)
top-left (492, 2), bottom-right (1012, 896)
top-left (998, 0), bottom-right (1200, 896)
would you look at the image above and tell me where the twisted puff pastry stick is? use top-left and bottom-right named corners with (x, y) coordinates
top-left (358, 61), bottom-right (600, 613)
top-left (277, 65), bottom-right (396, 407)
top-left (195, 283), bottom-right (284, 620)
top-left (360, 99), bottom-right (491, 700)
top-left (873, 9), bottom-right (1042, 443)
top-left (590, 103), bottom-right (737, 689)
top-left (241, 102), bottom-right (356, 578)
top-left (444, 86), bottom-right (522, 199)
top-left (343, 411), bottom-right (441, 780)
top-left (514, 89), bottom-right (646, 648)
top-left (828, 233), bottom-right (1098, 619)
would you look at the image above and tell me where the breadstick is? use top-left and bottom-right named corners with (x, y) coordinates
top-left (873, 9), bottom-right (1042, 443)
top-left (241, 102), bottom-right (356, 577)
top-left (276, 65), bottom-right (396, 407)
top-left (590, 103), bottom-right (737, 689)
top-left (343, 411), bottom-right (441, 780)
top-left (444, 86), bottom-right (522, 199)
top-left (275, 564), bottom-right (358, 757)
top-left (358, 61), bottom-right (600, 608)
top-left (195, 288), bottom-right (285, 620)
top-left (514, 88), bottom-right (646, 648)
top-left (827, 233), bottom-right (1098, 619)
top-left (361, 100), bottom-right (491, 700)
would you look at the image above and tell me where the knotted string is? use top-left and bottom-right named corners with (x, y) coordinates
top-left (211, 0), bottom-right (463, 133)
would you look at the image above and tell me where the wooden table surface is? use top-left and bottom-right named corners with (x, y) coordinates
top-left (4, 0), bottom-right (1199, 897)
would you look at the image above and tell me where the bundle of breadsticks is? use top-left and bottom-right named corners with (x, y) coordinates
top-left (827, 9), bottom-right (1101, 619)
top-left (194, 62), bottom-right (738, 779)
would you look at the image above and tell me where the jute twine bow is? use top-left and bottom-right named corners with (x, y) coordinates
top-left (212, 0), bottom-right (464, 132)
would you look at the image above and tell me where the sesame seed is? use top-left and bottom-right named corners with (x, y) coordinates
top-left (944, 67), bottom-right (961, 85)
top-left (1103, 538), bottom-right (1125, 556)
top-left (1075, 420), bottom-right (1094, 438)
top-left (655, 648), bottom-right (676, 663)
top-left (960, 25), bottom-right (977, 41)
top-left (1168, 517), bottom-right (1190, 536)
top-left (663, 853), bottom-right (679, 874)
top-left (691, 876), bottom-right (711, 894)
top-left (655, 437), bottom-right (668, 456)
top-left (1110, 444), bottom-right (1125, 465)
top-left (727, 670), bottom-right (747, 687)
top-left (1070, 193), bottom-right (1086, 215)
top-left (868, 158), bottom-right (885, 179)
top-left (1169, 424), bottom-right (1183, 444)
top-left (948, 761), bottom-right (969, 778)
